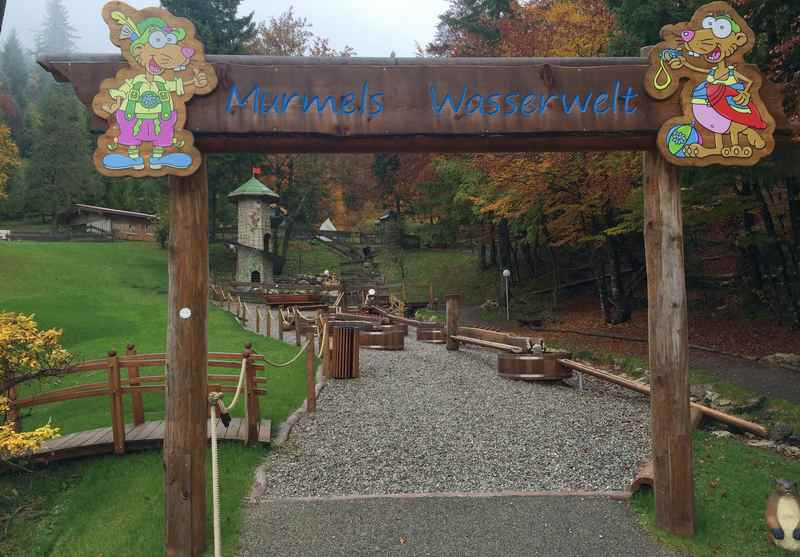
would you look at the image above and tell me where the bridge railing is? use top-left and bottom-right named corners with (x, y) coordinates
top-left (6, 345), bottom-right (270, 453)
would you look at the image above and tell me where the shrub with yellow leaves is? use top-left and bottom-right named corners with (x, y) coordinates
top-left (0, 313), bottom-right (70, 459)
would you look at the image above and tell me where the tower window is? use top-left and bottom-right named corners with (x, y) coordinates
top-left (251, 270), bottom-right (261, 283)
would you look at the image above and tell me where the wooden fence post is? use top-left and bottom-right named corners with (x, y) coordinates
top-left (165, 159), bottom-right (209, 556)
top-left (255, 307), bottom-right (260, 334)
top-left (306, 333), bottom-right (316, 413)
top-left (323, 321), bottom-right (331, 379)
top-left (244, 345), bottom-right (260, 445)
top-left (446, 294), bottom-right (461, 351)
top-left (107, 350), bottom-right (126, 455)
top-left (126, 344), bottom-right (145, 426)
top-left (278, 307), bottom-right (285, 342)
top-left (295, 309), bottom-right (302, 347)
top-left (266, 307), bottom-right (273, 338)
top-left (643, 150), bottom-right (695, 536)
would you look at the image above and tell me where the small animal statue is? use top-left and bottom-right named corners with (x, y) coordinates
top-left (766, 479), bottom-right (800, 552)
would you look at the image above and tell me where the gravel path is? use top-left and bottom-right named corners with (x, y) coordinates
top-left (250, 333), bottom-right (652, 497)
top-left (241, 495), bottom-right (679, 557)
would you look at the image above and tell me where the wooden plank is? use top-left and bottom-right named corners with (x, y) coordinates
top-left (643, 149), bottom-right (694, 536)
top-left (37, 54), bottom-right (792, 153)
top-left (164, 158), bottom-right (209, 555)
top-left (450, 335), bottom-right (523, 353)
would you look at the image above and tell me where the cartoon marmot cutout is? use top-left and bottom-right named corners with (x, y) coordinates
top-left (766, 479), bottom-right (800, 552)
top-left (91, 1), bottom-right (217, 177)
top-left (644, 1), bottom-right (775, 167)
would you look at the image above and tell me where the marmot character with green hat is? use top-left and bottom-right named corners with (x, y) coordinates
top-left (97, 9), bottom-right (208, 171)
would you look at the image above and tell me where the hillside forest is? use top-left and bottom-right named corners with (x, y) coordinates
top-left (0, 0), bottom-right (799, 325)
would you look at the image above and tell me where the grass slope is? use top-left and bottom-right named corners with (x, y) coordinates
top-left (634, 431), bottom-right (800, 557)
top-left (0, 242), bottom-right (307, 556)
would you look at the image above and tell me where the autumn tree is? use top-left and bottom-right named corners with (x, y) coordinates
top-left (0, 122), bottom-right (20, 201)
top-left (0, 313), bottom-right (70, 459)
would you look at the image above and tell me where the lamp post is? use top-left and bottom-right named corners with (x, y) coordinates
top-left (502, 269), bottom-right (511, 321)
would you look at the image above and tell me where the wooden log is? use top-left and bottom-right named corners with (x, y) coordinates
top-left (558, 358), bottom-right (768, 438)
top-left (644, 150), bottom-right (694, 536)
top-left (244, 347), bottom-right (260, 445)
top-left (107, 351), bottom-right (125, 455)
top-left (445, 294), bottom-right (460, 351)
top-left (450, 335), bottom-right (523, 353)
top-left (306, 333), bottom-right (316, 414)
top-left (126, 344), bottom-right (145, 426)
top-left (164, 159), bottom-right (209, 556)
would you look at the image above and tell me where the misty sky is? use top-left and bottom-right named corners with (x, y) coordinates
top-left (1, 0), bottom-right (449, 57)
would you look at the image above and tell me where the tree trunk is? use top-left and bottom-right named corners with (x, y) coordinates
top-left (498, 218), bottom-right (512, 272)
top-left (479, 242), bottom-right (488, 270)
top-left (606, 237), bottom-right (632, 324)
top-left (594, 255), bottom-right (609, 322)
top-left (754, 183), bottom-right (800, 324)
top-left (489, 224), bottom-right (497, 267)
top-left (550, 246), bottom-right (560, 309)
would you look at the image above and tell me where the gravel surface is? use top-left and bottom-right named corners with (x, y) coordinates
top-left (251, 332), bottom-right (652, 497)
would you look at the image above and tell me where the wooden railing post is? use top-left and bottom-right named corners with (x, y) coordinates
top-left (323, 321), bottom-right (331, 379)
top-left (7, 385), bottom-right (20, 432)
top-left (278, 307), bottom-right (284, 342)
top-left (306, 332), bottom-right (316, 414)
top-left (266, 307), bottom-right (273, 338)
top-left (644, 150), bottom-right (695, 536)
top-left (126, 344), bottom-right (145, 426)
top-left (294, 309), bottom-right (302, 347)
top-left (445, 294), bottom-right (461, 351)
top-left (107, 350), bottom-right (126, 455)
top-left (255, 307), bottom-right (261, 334)
top-left (243, 345), bottom-right (260, 445)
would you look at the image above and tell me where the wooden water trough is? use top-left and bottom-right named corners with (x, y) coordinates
top-left (497, 350), bottom-right (572, 381)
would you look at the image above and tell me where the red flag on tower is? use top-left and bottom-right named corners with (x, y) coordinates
top-left (252, 166), bottom-right (262, 175)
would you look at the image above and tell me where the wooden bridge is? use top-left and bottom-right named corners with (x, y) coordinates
top-left (8, 347), bottom-right (271, 462)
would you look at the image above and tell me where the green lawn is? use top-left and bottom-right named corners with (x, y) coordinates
top-left (0, 242), bottom-right (307, 556)
top-left (634, 431), bottom-right (800, 557)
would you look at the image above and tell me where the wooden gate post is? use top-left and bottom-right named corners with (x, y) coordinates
top-left (643, 150), bottom-right (695, 536)
top-left (445, 294), bottom-right (461, 351)
top-left (164, 158), bottom-right (209, 556)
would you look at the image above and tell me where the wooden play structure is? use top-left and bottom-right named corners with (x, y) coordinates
top-left (36, 0), bottom-right (796, 552)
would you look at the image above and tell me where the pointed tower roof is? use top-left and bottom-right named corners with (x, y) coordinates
top-left (227, 177), bottom-right (280, 200)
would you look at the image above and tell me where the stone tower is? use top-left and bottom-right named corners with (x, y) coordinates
top-left (227, 177), bottom-right (281, 284)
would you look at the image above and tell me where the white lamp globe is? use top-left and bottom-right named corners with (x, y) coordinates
top-left (368, 288), bottom-right (376, 296)
top-left (323, 269), bottom-right (330, 277)
top-left (502, 269), bottom-right (511, 278)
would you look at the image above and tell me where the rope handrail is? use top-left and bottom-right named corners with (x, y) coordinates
top-left (262, 342), bottom-right (311, 368)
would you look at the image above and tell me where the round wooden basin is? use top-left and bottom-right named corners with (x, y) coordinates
top-left (359, 325), bottom-right (405, 350)
top-left (416, 325), bottom-right (446, 344)
top-left (497, 351), bottom-right (572, 381)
